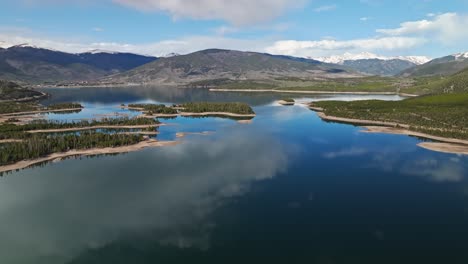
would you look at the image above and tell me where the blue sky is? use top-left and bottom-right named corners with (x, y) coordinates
top-left (1, 0), bottom-right (468, 58)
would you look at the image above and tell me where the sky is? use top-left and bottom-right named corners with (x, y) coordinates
top-left (0, 0), bottom-right (468, 59)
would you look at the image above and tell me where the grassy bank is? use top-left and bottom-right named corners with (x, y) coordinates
top-left (311, 93), bottom-right (468, 140)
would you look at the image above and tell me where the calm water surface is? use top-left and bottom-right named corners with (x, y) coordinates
top-left (1, 87), bottom-right (468, 264)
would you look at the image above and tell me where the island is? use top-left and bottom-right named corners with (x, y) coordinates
top-left (123, 102), bottom-right (256, 118)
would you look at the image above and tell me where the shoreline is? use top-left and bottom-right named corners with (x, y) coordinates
top-left (26, 124), bottom-right (162, 134)
top-left (0, 91), bottom-right (49, 103)
top-left (140, 112), bottom-right (256, 118)
top-left (0, 108), bottom-right (83, 118)
top-left (310, 107), bottom-right (468, 155)
top-left (417, 142), bottom-right (468, 155)
top-left (123, 106), bottom-right (256, 118)
top-left (209, 88), bottom-right (417, 96)
top-left (277, 100), bottom-right (295, 106)
top-left (315, 111), bottom-right (410, 128)
top-left (0, 139), bottom-right (179, 173)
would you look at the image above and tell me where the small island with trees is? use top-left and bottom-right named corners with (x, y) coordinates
top-left (123, 102), bottom-right (256, 118)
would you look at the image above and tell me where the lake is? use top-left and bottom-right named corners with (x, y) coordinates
top-left (1, 87), bottom-right (468, 264)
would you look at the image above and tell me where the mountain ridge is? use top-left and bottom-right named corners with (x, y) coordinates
top-left (0, 45), bottom-right (157, 83)
top-left (103, 49), bottom-right (357, 85)
top-left (399, 51), bottom-right (468, 77)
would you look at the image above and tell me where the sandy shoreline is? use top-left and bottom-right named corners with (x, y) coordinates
top-left (0, 139), bottom-right (180, 173)
top-left (123, 106), bottom-right (256, 118)
top-left (26, 124), bottom-right (162, 133)
top-left (210, 88), bottom-right (415, 96)
top-left (0, 91), bottom-right (48, 103)
top-left (362, 126), bottom-right (468, 145)
top-left (0, 108), bottom-right (83, 118)
top-left (140, 112), bottom-right (255, 118)
top-left (180, 112), bottom-right (255, 118)
top-left (315, 111), bottom-right (410, 128)
top-left (277, 100), bottom-right (295, 106)
top-left (310, 107), bottom-right (468, 155)
top-left (418, 142), bottom-right (468, 155)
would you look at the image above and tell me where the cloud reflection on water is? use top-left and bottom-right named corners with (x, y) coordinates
top-left (0, 127), bottom-right (290, 264)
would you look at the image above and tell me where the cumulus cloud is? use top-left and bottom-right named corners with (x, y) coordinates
top-left (264, 37), bottom-right (426, 57)
top-left (377, 13), bottom-right (468, 45)
top-left (0, 32), bottom-right (272, 56)
top-left (0, 30), bottom-right (428, 58)
top-left (112, 0), bottom-right (304, 26)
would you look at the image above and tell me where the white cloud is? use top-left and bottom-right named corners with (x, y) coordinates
top-left (213, 26), bottom-right (239, 36)
top-left (112, 0), bottom-right (305, 26)
top-left (323, 147), bottom-right (368, 159)
top-left (264, 37), bottom-right (426, 57)
top-left (0, 30), bottom-right (429, 58)
top-left (360, 17), bottom-right (371, 21)
top-left (0, 32), bottom-right (272, 56)
top-left (92, 27), bottom-right (104, 32)
top-left (313, 4), bottom-right (337, 12)
top-left (401, 158), bottom-right (465, 182)
top-left (377, 12), bottom-right (468, 45)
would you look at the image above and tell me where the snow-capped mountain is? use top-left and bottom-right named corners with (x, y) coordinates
top-left (400, 51), bottom-right (468, 77)
top-left (162, 52), bottom-right (181, 58)
top-left (0, 44), bottom-right (157, 82)
top-left (84, 49), bottom-right (122, 55)
top-left (315, 52), bottom-right (431, 65)
top-left (454, 52), bottom-right (468, 60)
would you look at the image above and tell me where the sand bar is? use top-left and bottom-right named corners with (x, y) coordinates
top-left (277, 100), bottom-right (295, 106)
top-left (417, 142), bottom-right (468, 155)
top-left (237, 119), bottom-right (253, 124)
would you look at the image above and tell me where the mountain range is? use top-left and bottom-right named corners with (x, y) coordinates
top-left (314, 52), bottom-right (431, 76)
top-left (0, 45), bottom-right (157, 83)
top-left (103, 49), bottom-right (355, 86)
top-left (0, 44), bottom-right (467, 85)
top-left (399, 52), bottom-right (468, 77)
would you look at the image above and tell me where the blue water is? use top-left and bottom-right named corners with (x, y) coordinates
top-left (1, 87), bottom-right (467, 264)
